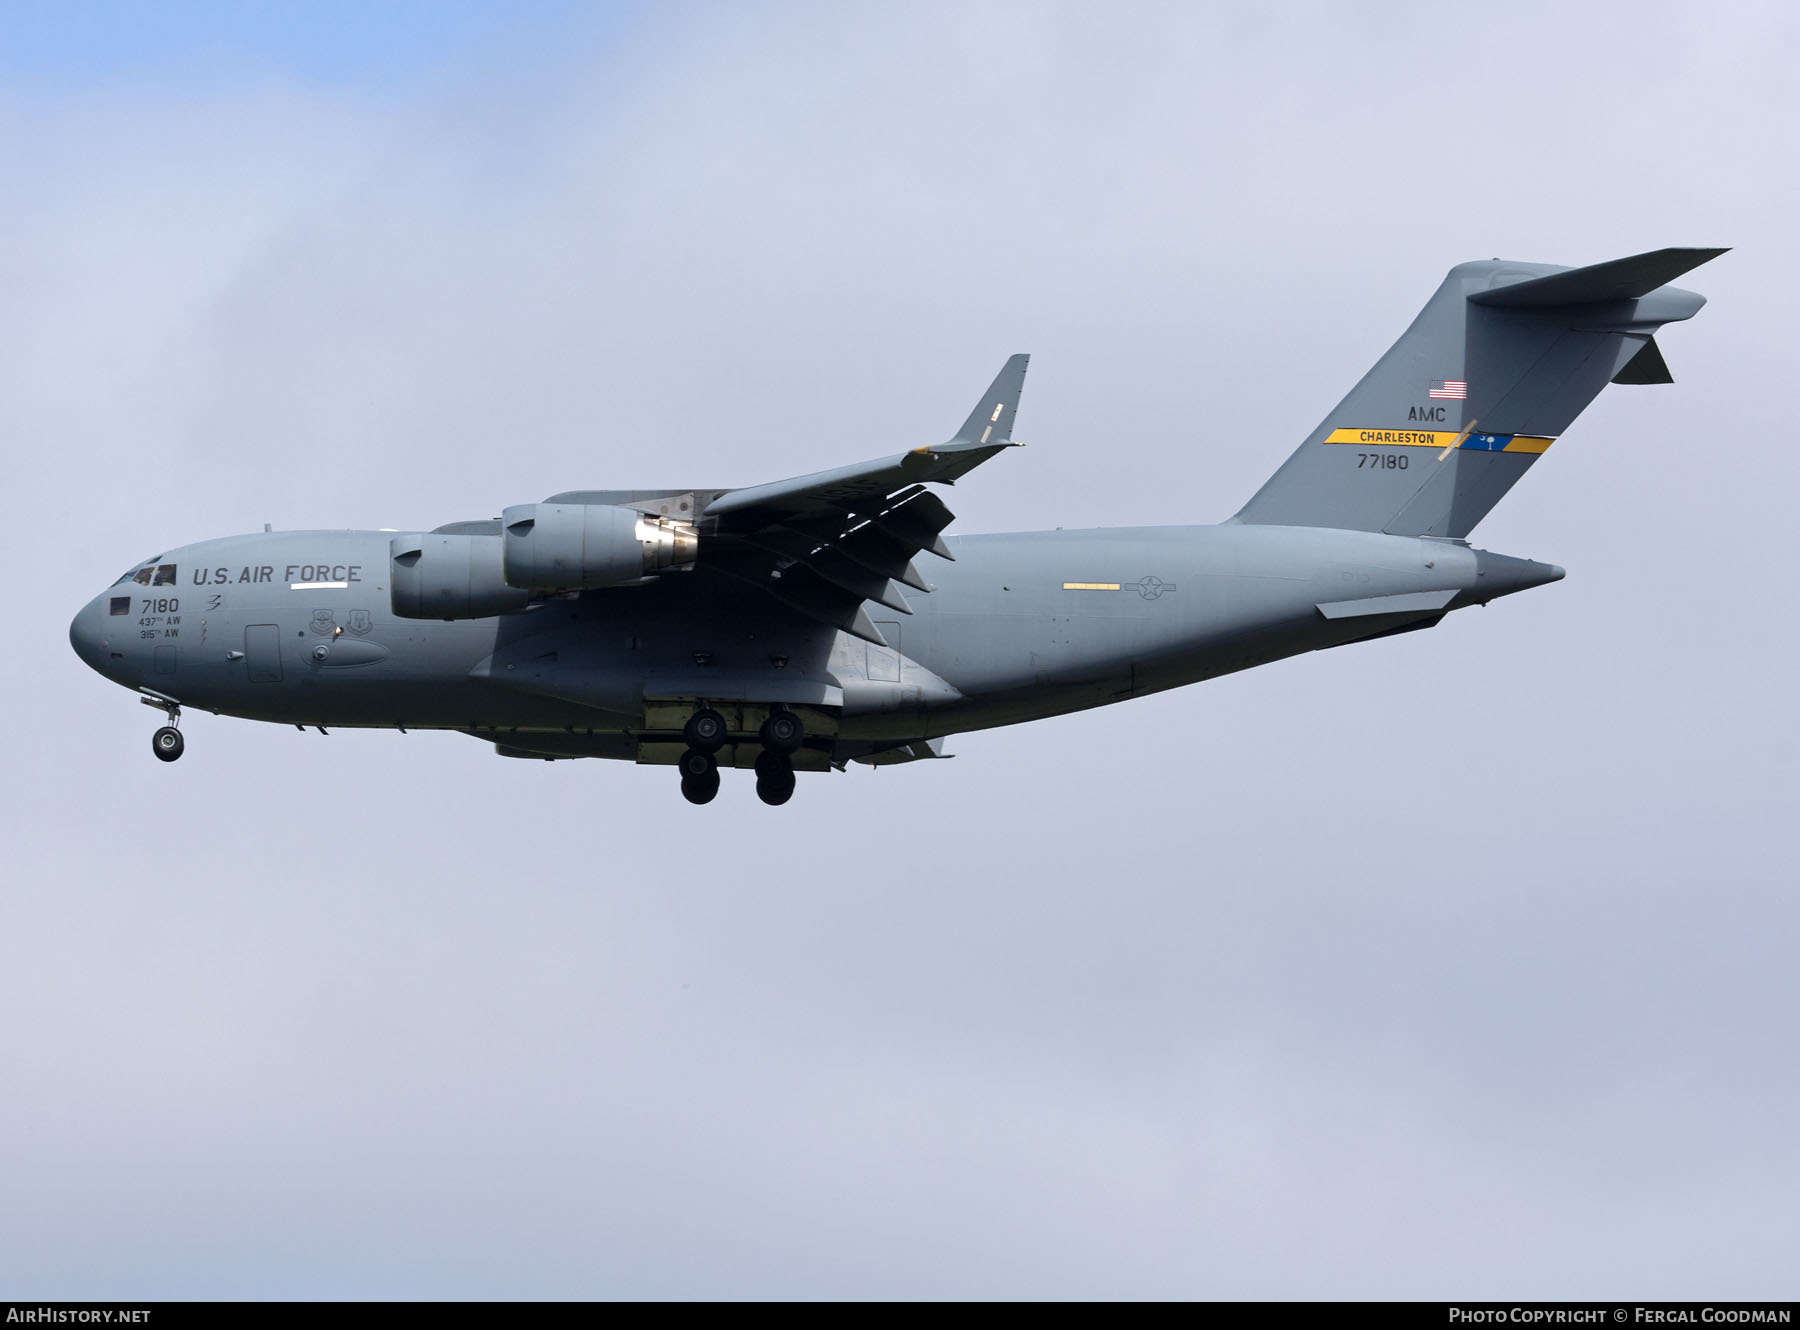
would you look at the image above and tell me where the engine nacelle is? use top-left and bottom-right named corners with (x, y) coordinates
top-left (500, 503), bottom-right (698, 591)
top-left (389, 534), bottom-right (532, 620)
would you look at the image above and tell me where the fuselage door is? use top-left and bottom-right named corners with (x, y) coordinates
top-left (245, 624), bottom-right (283, 683)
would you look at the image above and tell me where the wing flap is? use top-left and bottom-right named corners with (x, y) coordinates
top-left (871, 489), bottom-right (957, 560)
top-left (787, 545), bottom-right (915, 613)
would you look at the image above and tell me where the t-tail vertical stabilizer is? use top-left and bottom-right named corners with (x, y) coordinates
top-left (1231, 247), bottom-right (1726, 538)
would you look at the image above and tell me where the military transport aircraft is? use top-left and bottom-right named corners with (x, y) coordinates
top-left (71, 247), bottom-right (1721, 805)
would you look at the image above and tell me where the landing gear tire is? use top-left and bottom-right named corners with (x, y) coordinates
top-left (758, 710), bottom-right (803, 755)
top-left (678, 748), bottom-right (720, 805)
top-left (754, 752), bottom-right (795, 806)
top-left (680, 772), bottom-right (720, 805)
top-left (676, 773), bottom-right (720, 806)
top-left (683, 708), bottom-right (728, 754)
top-left (152, 726), bottom-right (184, 763)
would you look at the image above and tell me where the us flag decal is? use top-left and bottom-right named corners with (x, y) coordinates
top-left (1429, 379), bottom-right (1468, 399)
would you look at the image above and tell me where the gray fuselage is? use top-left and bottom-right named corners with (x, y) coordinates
top-left (70, 523), bottom-right (1560, 766)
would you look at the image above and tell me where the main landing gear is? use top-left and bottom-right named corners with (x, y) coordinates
top-left (678, 706), bottom-right (727, 804)
top-left (758, 710), bottom-right (803, 755)
top-left (678, 748), bottom-right (720, 805)
top-left (754, 752), bottom-right (795, 806)
top-left (676, 706), bottom-right (803, 806)
top-left (683, 708), bottom-right (727, 753)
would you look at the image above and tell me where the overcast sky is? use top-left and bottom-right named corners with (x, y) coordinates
top-left (2, 0), bottom-right (1796, 1300)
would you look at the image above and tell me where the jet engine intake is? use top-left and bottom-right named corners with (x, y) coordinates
top-left (390, 534), bottom-right (531, 619)
top-left (500, 503), bottom-right (697, 591)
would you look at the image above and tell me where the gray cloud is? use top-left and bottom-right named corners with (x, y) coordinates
top-left (3, 1), bottom-right (1795, 1298)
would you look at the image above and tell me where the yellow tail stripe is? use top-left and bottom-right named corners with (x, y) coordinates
top-left (1323, 427), bottom-right (1554, 453)
top-left (1325, 428), bottom-right (1459, 447)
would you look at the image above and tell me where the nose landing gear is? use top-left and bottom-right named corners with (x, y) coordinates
top-left (140, 688), bottom-right (184, 763)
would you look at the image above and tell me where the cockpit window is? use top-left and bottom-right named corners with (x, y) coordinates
top-left (113, 557), bottom-right (171, 587)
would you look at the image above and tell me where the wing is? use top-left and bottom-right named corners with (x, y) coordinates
top-left (695, 354), bottom-right (1029, 642)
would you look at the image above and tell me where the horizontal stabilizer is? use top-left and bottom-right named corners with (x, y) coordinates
top-left (1469, 247), bottom-right (1728, 309)
top-left (1612, 336), bottom-right (1674, 385)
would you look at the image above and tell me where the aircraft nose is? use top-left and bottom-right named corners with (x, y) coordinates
top-left (69, 598), bottom-right (111, 673)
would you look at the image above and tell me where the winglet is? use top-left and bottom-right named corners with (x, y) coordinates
top-left (950, 354), bottom-right (1030, 445)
